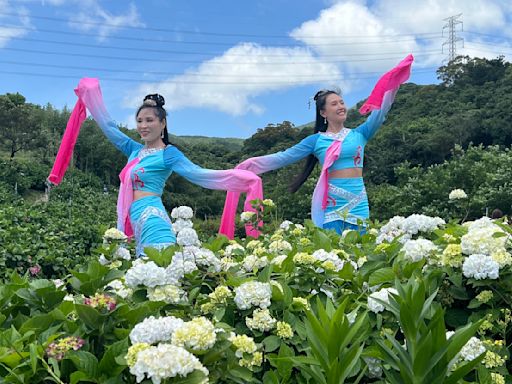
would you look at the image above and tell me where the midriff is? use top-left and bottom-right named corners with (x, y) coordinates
top-left (133, 190), bottom-right (160, 201)
top-left (329, 168), bottom-right (362, 178)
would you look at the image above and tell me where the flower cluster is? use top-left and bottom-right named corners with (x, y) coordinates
top-left (170, 206), bottom-right (193, 219)
top-left (129, 343), bottom-right (208, 384)
top-left (228, 333), bottom-right (262, 368)
top-left (171, 317), bottom-right (217, 351)
top-left (129, 316), bottom-right (185, 345)
top-left (176, 227), bottom-right (200, 246)
top-left (449, 189), bottom-right (468, 200)
top-left (234, 281), bottom-right (272, 310)
top-left (125, 260), bottom-right (175, 288)
top-left (377, 214), bottom-right (446, 244)
top-left (440, 243), bottom-right (464, 267)
top-left (147, 284), bottom-right (187, 304)
top-left (242, 254), bottom-right (269, 271)
top-left (241, 211), bottom-right (256, 223)
top-left (462, 254), bottom-right (499, 280)
top-left (246, 308), bottom-right (276, 332)
top-left (46, 336), bottom-right (85, 361)
top-left (276, 321), bottom-right (293, 339)
top-left (402, 238), bottom-right (437, 262)
top-left (367, 287), bottom-right (398, 313)
top-left (84, 293), bottom-right (117, 312)
top-left (103, 228), bottom-right (128, 242)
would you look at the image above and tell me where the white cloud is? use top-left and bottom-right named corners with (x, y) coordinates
top-left (67, 1), bottom-right (144, 40)
top-left (125, 0), bottom-right (510, 116)
top-left (125, 43), bottom-right (342, 116)
top-left (0, 1), bottom-right (32, 48)
top-left (290, 1), bottom-right (419, 72)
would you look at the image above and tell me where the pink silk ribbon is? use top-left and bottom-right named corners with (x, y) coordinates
top-left (117, 157), bottom-right (140, 238)
top-left (47, 96), bottom-right (86, 185)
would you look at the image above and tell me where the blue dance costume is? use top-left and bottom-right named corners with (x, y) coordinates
top-left (235, 97), bottom-right (393, 233)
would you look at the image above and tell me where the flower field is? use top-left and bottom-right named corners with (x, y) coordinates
top-left (1, 200), bottom-right (511, 384)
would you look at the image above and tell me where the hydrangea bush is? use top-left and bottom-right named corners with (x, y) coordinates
top-left (0, 199), bottom-right (511, 383)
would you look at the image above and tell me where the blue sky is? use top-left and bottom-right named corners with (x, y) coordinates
top-left (1, 0), bottom-right (511, 138)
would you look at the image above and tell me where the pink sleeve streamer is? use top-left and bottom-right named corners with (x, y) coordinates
top-left (117, 157), bottom-right (140, 237)
top-left (310, 140), bottom-right (342, 227)
top-left (47, 94), bottom-right (87, 185)
top-left (359, 54), bottom-right (414, 115)
top-left (218, 170), bottom-right (263, 239)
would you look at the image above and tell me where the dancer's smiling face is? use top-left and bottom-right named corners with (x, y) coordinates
top-left (136, 108), bottom-right (166, 146)
top-left (320, 93), bottom-right (347, 125)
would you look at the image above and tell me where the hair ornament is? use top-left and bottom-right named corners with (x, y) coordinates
top-left (143, 93), bottom-right (165, 107)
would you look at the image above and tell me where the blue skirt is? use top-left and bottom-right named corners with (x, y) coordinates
top-left (322, 177), bottom-right (368, 234)
top-left (130, 195), bottom-right (176, 256)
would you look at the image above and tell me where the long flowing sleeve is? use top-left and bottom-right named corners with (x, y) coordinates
top-left (354, 88), bottom-right (398, 140)
top-left (236, 134), bottom-right (318, 174)
top-left (164, 146), bottom-right (263, 239)
top-left (164, 146), bottom-right (262, 193)
top-left (75, 78), bottom-right (142, 157)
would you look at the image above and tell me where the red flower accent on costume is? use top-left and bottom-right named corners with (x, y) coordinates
top-left (353, 146), bottom-right (362, 166)
top-left (133, 167), bottom-right (145, 189)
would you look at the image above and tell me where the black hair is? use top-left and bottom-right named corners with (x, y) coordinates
top-left (289, 89), bottom-right (340, 193)
top-left (136, 94), bottom-right (170, 145)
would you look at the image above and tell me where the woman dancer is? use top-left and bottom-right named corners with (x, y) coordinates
top-left (221, 55), bottom-right (413, 236)
top-left (49, 78), bottom-right (262, 254)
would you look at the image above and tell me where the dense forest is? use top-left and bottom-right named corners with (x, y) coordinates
top-left (1, 55), bottom-right (511, 223)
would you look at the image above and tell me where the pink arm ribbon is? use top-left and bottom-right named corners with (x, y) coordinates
top-left (47, 92), bottom-right (87, 185)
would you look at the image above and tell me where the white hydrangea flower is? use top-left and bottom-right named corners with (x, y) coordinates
top-left (106, 279), bottom-right (133, 299)
top-left (377, 214), bottom-right (445, 244)
top-left (312, 249), bottom-right (348, 272)
top-left (460, 337), bottom-right (486, 361)
top-left (129, 316), bottom-right (185, 345)
top-left (176, 228), bottom-right (200, 247)
top-left (220, 256), bottom-right (238, 271)
top-left (464, 217), bottom-right (498, 231)
top-left (103, 228), bottom-right (128, 242)
top-left (270, 255), bottom-right (288, 267)
top-left (367, 287), bottom-right (398, 313)
top-left (234, 281), bottom-right (272, 310)
top-left (279, 220), bottom-right (293, 231)
top-left (147, 284), bottom-right (187, 304)
top-left (170, 206), bottom-right (193, 219)
top-left (268, 239), bottom-right (292, 254)
top-left (99, 254), bottom-right (109, 265)
top-left (462, 254), bottom-right (499, 280)
top-left (446, 332), bottom-right (486, 362)
top-left (461, 227), bottom-right (507, 256)
top-left (242, 255), bottom-right (269, 272)
top-left (172, 219), bottom-right (193, 233)
top-left (125, 261), bottom-right (172, 288)
top-left (449, 189), bottom-right (468, 200)
top-left (246, 308), bottom-right (276, 332)
top-left (246, 240), bottom-right (262, 250)
top-left (401, 214), bottom-right (446, 236)
top-left (364, 357), bottom-right (383, 378)
top-left (114, 246), bottom-right (131, 260)
top-left (402, 238), bottom-right (437, 262)
top-left (190, 247), bottom-right (222, 272)
top-left (240, 211), bottom-right (256, 222)
top-left (224, 243), bottom-right (245, 257)
top-left (171, 317), bottom-right (217, 351)
top-left (228, 333), bottom-right (257, 357)
top-left (130, 344), bottom-right (208, 384)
